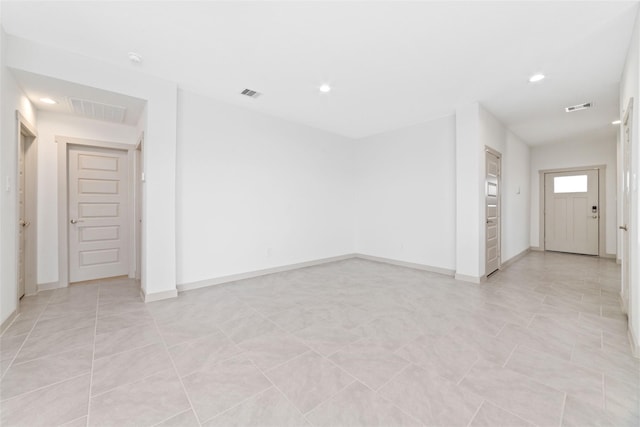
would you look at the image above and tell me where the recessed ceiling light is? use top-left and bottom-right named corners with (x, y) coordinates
top-left (319, 83), bottom-right (331, 93)
top-left (40, 97), bottom-right (57, 104)
top-left (612, 120), bottom-right (621, 125)
top-left (128, 52), bottom-right (142, 63)
top-left (529, 73), bottom-right (545, 83)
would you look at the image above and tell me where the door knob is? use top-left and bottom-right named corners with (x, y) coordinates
top-left (19, 220), bottom-right (30, 227)
top-left (619, 225), bottom-right (628, 231)
top-left (70, 219), bottom-right (84, 224)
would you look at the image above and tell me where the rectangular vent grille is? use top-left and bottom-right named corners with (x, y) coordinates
top-left (565, 102), bottom-right (592, 113)
top-left (68, 98), bottom-right (127, 123)
top-left (240, 88), bottom-right (262, 98)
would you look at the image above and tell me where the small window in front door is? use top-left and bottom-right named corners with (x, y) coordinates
top-left (553, 175), bottom-right (588, 193)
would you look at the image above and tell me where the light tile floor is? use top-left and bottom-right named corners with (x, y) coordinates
top-left (1, 252), bottom-right (638, 426)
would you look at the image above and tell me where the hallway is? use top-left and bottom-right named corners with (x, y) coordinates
top-left (0, 252), bottom-right (638, 426)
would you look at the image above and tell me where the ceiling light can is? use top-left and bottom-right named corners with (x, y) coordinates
top-left (319, 83), bottom-right (331, 93)
top-left (529, 73), bottom-right (545, 83)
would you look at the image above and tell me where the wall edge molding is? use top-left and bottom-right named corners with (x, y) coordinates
top-left (353, 254), bottom-right (455, 277)
top-left (142, 288), bottom-right (178, 303)
top-left (0, 309), bottom-right (19, 334)
top-left (177, 254), bottom-right (357, 293)
top-left (37, 281), bottom-right (64, 292)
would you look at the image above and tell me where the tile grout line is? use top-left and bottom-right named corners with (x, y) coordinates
top-left (0, 371), bottom-right (89, 403)
top-left (558, 392), bottom-right (568, 427)
top-left (465, 399), bottom-right (486, 427)
top-left (0, 292), bottom-right (54, 382)
top-left (203, 323), bottom-right (311, 425)
top-left (457, 355), bottom-right (481, 386)
top-left (150, 408), bottom-right (193, 427)
top-left (85, 282), bottom-right (101, 427)
top-left (148, 308), bottom-right (203, 427)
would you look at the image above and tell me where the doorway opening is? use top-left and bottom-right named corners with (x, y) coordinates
top-left (17, 112), bottom-right (38, 298)
top-left (485, 147), bottom-right (501, 277)
top-left (57, 136), bottom-right (139, 287)
top-left (621, 99), bottom-right (632, 314)
top-left (540, 166), bottom-right (606, 257)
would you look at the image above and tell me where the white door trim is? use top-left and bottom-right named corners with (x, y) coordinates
top-left (538, 164), bottom-right (607, 257)
top-left (485, 146), bottom-right (501, 278)
top-left (16, 111), bottom-right (38, 297)
top-left (57, 135), bottom-right (136, 287)
top-left (621, 98), bottom-right (633, 314)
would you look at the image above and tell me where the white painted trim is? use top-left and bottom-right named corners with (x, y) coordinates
top-left (454, 273), bottom-right (484, 284)
top-left (16, 111), bottom-right (38, 299)
top-left (1, 309), bottom-right (18, 334)
top-left (538, 165), bottom-right (608, 258)
top-left (37, 281), bottom-right (64, 292)
top-left (178, 254), bottom-right (357, 292)
top-left (500, 248), bottom-right (530, 269)
top-left (56, 136), bottom-right (136, 287)
top-left (628, 328), bottom-right (639, 359)
top-left (353, 254), bottom-right (455, 277)
top-left (141, 288), bottom-right (178, 302)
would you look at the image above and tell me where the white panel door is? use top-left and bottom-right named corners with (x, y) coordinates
top-left (485, 150), bottom-right (501, 276)
top-left (68, 145), bottom-right (129, 282)
top-left (544, 169), bottom-right (599, 255)
top-left (18, 132), bottom-right (26, 298)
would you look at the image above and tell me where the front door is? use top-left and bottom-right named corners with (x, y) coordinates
top-left (68, 145), bottom-right (130, 282)
top-left (485, 149), bottom-right (501, 276)
top-left (544, 169), bottom-right (599, 255)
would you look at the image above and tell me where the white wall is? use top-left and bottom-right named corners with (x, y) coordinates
top-left (502, 132), bottom-right (531, 261)
top-left (620, 6), bottom-right (640, 353)
top-left (6, 34), bottom-right (178, 298)
top-left (354, 115), bottom-right (456, 272)
top-left (175, 90), bottom-right (355, 285)
top-left (0, 27), bottom-right (37, 325)
top-left (529, 138), bottom-right (617, 255)
top-left (35, 112), bottom-right (138, 286)
top-left (479, 106), bottom-right (531, 263)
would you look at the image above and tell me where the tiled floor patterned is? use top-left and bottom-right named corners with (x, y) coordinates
top-left (0, 252), bottom-right (638, 426)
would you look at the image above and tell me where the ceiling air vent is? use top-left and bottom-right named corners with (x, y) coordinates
top-left (68, 97), bottom-right (127, 123)
top-left (565, 102), bottom-right (592, 113)
top-left (240, 88), bottom-right (262, 99)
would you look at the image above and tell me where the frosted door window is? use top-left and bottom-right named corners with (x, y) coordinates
top-left (554, 175), bottom-right (588, 193)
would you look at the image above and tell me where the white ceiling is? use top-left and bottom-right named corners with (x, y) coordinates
top-left (11, 69), bottom-right (146, 126)
top-left (2, 1), bottom-right (637, 144)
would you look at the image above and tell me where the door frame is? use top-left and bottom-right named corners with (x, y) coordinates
top-left (485, 146), bottom-right (502, 277)
top-left (620, 98), bottom-right (633, 314)
top-left (56, 135), bottom-right (136, 287)
top-left (539, 165), bottom-right (607, 257)
top-left (16, 111), bottom-right (38, 297)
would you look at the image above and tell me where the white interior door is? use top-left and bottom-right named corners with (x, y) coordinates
top-left (544, 169), bottom-right (599, 255)
top-left (68, 145), bottom-right (130, 282)
top-left (621, 115), bottom-right (632, 312)
top-left (18, 131), bottom-right (26, 298)
top-left (485, 150), bottom-right (501, 276)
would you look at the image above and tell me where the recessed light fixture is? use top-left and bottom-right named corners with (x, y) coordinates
top-left (529, 73), bottom-right (545, 83)
top-left (128, 52), bottom-right (142, 63)
top-left (612, 119), bottom-right (621, 125)
top-left (319, 83), bottom-right (331, 93)
top-left (40, 97), bottom-right (57, 104)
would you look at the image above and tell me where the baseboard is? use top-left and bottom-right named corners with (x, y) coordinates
top-left (616, 258), bottom-right (622, 265)
top-left (601, 253), bottom-right (616, 260)
top-left (0, 309), bottom-right (18, 334)
top-left (454, 273), bottom-right (484, 284)
top-left (628, 328), bottom-right (639, 359)
top-left (141, 288), bottom-right (178, 303)
top-left (37, 281), bottom-right (64, 292)
top-left (177, 254), bottom-right (357, 292)
top-left (529, 246), bottom-right (543, 252)
top-left (500, 248), bottom-right (530, 269)
top-left (353, 254), bottom-right (455, 277)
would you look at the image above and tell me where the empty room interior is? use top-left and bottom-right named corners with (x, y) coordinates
top-left (1, 1), bottom-right (640, 426)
